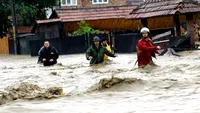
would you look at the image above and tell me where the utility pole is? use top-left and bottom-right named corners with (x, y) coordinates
top-left (11, 0), bottom-right (18, 54)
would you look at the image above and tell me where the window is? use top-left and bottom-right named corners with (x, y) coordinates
top-left (61, 0), bottom-right (77, 6)
top-left (92, 0), bottom-right (108, 4)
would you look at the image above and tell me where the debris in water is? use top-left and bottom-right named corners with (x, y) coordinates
top-left (8, 67), bottom-right (14, 69)
top-left (57, 63), bottom-right (64, 66)
top-left (21, 66), bottom-right (28, 69)
top-left (99, 76), bottom-right (138, 88)
top-left (0, 82), bottom-right (64, 105)
top-left (46, 87), bottom-right (63, 95)
top-left (51, 71), bottom-right (58, 75)
top-left (87, 76), bottom-right (143, 92)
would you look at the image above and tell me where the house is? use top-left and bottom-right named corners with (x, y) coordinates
top-left (47, 0), bottom-right (144, 32)
top-left (58, 0), bottom-right (143, 8)
top-left (127, 0), bottom-right (200, 48)
top-left (30, 0), bottom-right (144, 55)
top-left (16, 26), bottom-right (35, 54)
top-left (29, 0), bottom-right (200, 56)
top-left (0, 26), bottom-right (34, 55)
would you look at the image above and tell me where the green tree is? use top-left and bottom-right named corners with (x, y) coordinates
top-left (74, 20), bottom-right (100, 48)
top-left (16, 4), bottom-right (37, 27)
top-left (0, 0), bottom-right (12, 38)
top-left (15, 0), bottom-right (57, 27)
top-left (0, 0), bottom-right (57, 38)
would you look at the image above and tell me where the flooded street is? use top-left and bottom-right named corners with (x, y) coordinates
top-left (1, 51), bottom-right (200, 113)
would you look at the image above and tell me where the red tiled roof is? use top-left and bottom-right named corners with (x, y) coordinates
top-left (36, 6), bottom-right (137, 24)
top-left (56, 5), bottom-right (137, 22)
top-left (127, 0), bottom-right (200, 19)
top-left (18, 26), bottom-right (33, 34)
top-left (36, 18), bottom-right (61, 24)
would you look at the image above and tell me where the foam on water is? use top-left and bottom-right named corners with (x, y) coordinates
top-left (1, 51), bottom-right (200, 113)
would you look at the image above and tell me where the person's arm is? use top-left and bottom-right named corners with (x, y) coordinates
top-left (52, 47), bottom-right (59, 60)
top-left (148, 39), bottom-right (160, 54)
top-left (104, 48), bottom-right (115, 57)
top-left (137, 40), bottom-right (158, 52)
top-left (106, 45), bottom-right (112, 52)
top-left (86, 47), bottom-right (92, 60)
top-left (38, 47), bottom-right (44, 62)
top-left (155, 50), bottom-right (159, 54)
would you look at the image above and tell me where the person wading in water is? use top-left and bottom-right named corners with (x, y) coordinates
top-left (38, 41), bottom-right (59, 66)
top-left (86, 36), bottom-right (117, 65)
top-left (136, 27), bottom-right (161, 68)
top-left (101, 37), bottom-right (112, 61)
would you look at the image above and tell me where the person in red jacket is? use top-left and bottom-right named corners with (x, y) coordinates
top-left (136, 27), bottom-right (161, 68)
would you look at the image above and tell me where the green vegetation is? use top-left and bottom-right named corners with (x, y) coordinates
top-left (0, 0), bottom-right (57, 38)
top-left (74, 20), bottom-right (100, 47)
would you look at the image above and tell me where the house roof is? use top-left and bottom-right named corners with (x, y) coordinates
top-left (127, 0), bottom-right (200, 19)
top-left (57, 5), bottom-right (137, 22)
top-left (36, 5), bottom-right (137, 24)
top-left (18, 26), bottom-right (33, 34)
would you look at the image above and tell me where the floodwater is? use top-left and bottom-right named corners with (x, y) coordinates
top-left (1, 51), bottom-right (200, 113)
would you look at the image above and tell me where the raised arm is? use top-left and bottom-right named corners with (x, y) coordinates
top-left (104, 48), bottom-right (115, 57)
top-left (137, 40), bottom-right (158, 52)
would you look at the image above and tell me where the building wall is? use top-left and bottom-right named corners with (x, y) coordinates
top-left (80, 0), bottom-right (126, 8)
top-left (61, 0), bottom-right (143, 8)
top-left (63, 19), bottom-right (142, 33)
top-left (36, 23), bottom-right (60, 39)
top-left (17, 22), bottom-right (61, 55)
top-left (0, 36), bottom-right (9, 54)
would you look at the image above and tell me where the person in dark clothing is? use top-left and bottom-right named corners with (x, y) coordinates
top-left (38, 41), bottom-right (59, 66)
top-left (86, 36), bottom-right (118, 65)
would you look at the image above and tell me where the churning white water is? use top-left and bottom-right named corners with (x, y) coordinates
top-left (0, 51), bottom-right (200, 113)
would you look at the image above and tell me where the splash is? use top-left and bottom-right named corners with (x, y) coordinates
top-left (87, 76), bottom-right (144, 92)
top-left (0, 82), bottom-right (63, 105)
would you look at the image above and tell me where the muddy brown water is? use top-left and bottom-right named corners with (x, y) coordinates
top-left (1, 51), bottom-right (200, 113)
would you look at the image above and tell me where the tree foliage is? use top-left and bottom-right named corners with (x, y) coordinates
top-left (74, 20), bottom-right (100, 35)
top-left (0, 0), bottom-right (12, 37)
top-left (74, 20), bottom-right (100, 47)
top-left (15, 0), bottom-right (57, 26)
top-left (0, 0), bottom-right (57, 38)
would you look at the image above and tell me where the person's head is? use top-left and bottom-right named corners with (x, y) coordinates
top-left (44, 41), bottom-right (50, 49)
top-left (101, 37), bottom-right (108, 46)
top-left (93, 36), bottom-right (100, 47)
top-left (140, 27), bottom-right (150, 39)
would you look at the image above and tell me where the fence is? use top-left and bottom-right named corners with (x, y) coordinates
top-left (29, 35), bottom-right (87, 56)
top-left (0, 36), bottom-right (9, 54)
top-left (115, 32), bottom-right (140, 53)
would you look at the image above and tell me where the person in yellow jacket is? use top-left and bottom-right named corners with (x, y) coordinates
top-left (101, 37), bottom-right (112, 60)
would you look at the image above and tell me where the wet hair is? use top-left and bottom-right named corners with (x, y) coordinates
top-left (101, 37), bottom-right (107, 42)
